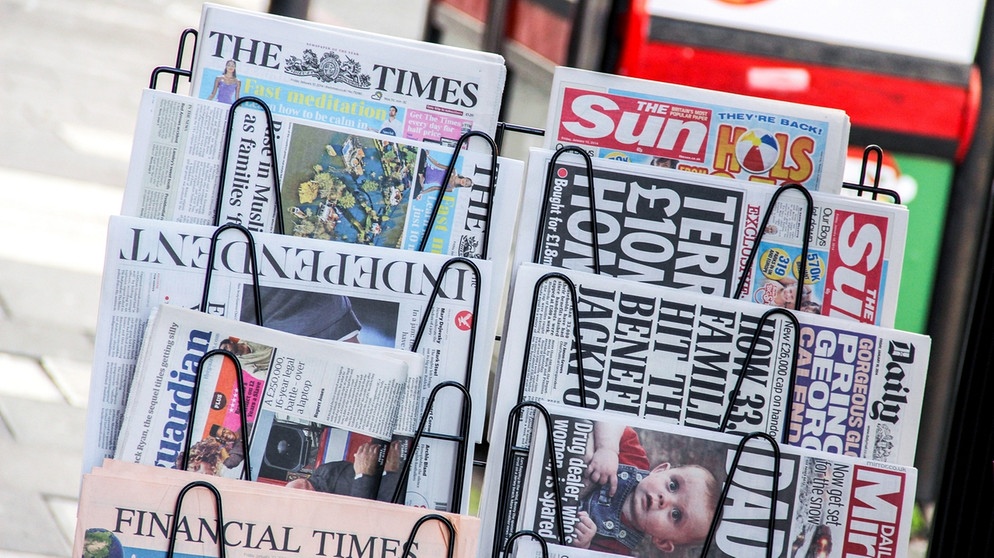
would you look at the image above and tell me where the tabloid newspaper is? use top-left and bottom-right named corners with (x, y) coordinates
top-left (75, 460), bottom-right (480, 558)
top-left (114, 304), bottom-right (421, 503)
top-left (543, 67), bottom-right (850, 194)
top-left (189, 3), bottom-right (505, 143)
top-left (121, 89), bottom-right (523, 272)
top-left (512, 403), bottom-right (916, 558)
top-left (478, 263), bottom-right (929, 557)
top-left (81, 215), bottom-right (497, 512)
top-left (514, 148), bottom-right (909, 328)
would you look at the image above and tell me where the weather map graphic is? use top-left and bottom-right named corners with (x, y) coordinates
top-left (735, 129), bottom-right (781, 174)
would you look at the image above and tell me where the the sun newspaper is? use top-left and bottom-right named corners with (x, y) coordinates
top-left (510, 404), bottom-right (916, 558)
top-left (478, 263), bottom-right (929, 558)
top-left (543, 67), bottom-right (850, 194)
top-left (121, 89), bottom-right (523, 267)
top-left (81, 215), bottom-right (496, 513)
top-left (114, 304), bottom-right (420, 503)
top-left (75, 460), bottom-right (481, 558)
top-left (515, 148), bottom-right (908, 327)
top-left (189, 3), bottom-right (505, 144)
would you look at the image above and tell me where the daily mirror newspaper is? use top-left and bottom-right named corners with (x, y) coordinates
top-left (114, 304), bottom-right (420, 502)
top-left (189, 3), bottom-right (505, 143)
top-left (510, 403), bottom-right (916, 558)
top-left (75, 460), bottom-right (481, 558)
top-left (82, 216), bottom-right (496, 512)
top-left (515, 148), bottom-right (908, 327)
top-left (121, 89), bottom-right (523, 269)
top-left (543, 67), bottom-right (850, 194)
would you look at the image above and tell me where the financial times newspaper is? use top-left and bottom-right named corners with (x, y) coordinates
top-left (544, 67), bottom-right (850, 194)
top-left (478, 263), bottom-right (928, 555)
top-left (82, 216), bottom-right (496, 512)
top-left (75, 460), bottom-right (481, 558)
top-left (512, 404), bottom-right (916, 558)
top-left (190, 3), bottom-right (505, 143)
top-left (115, 304), bottom-right (420, 502)
top-left (515, 148), bottom-right (908, 327)
top-left (122, 90), bottom-right (523, 270)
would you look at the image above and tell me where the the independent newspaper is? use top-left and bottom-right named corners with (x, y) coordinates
top-left (114, 304), bottom-right (420, 502)
top-left (478, 263), bottom-right (929, 557)
top-left (74, 460), bottom-right (481, 558)
top-left (121, 89), bottom-right (523, 268)
top-left (81, 215), bottom-right (496, 512)
top-left (514, 148), bottom-right (908, 327)
top-left (189, 3), bottom-right (505, 143)
top-left (543, 67), bottom-right (850, 194)
top-left (512, 403), bottom-right (916, 558)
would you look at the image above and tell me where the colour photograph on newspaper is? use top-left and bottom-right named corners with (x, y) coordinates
top-left (544, 67), bottom-right (850, 193)
top-left (190, 3), bottom-right (505, 143)
top-left (512, 403), bottom-right (916, 558)
top-left (514, 148), bottom-right (908, 327)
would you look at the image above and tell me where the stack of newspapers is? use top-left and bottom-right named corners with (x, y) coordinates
top-left (477, 67), bottom-right (927, 558)
top-left (75, 3), bottom-right (929, 558)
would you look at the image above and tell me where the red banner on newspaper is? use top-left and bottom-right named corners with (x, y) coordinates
top-left (824, 211), bottom-right (888, 324)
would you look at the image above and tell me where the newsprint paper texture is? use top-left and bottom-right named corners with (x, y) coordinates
top-left (75, 460), bottom-right (480, 558)
top-left (189, 3), bottom-right (505, 143)
top-left (115, 304), bottom-right (421, 502)
top-left (511, 403), bottom-right (916, 558)
top-left (543, 67), bottom-right (850, 194)
top-left (514, 148), bottom-right (908, 327)
top-left (82, 216), bottom-right (496, 512)
top-left (121, 89), bottom-right (523, 270)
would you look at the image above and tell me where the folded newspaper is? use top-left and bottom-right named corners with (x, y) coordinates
top-left (509, 403), bottom-right (916, 558)
top-left (82, 215), bottom-right (496, 513)
top-left (115, 304), bottom-right (422, 502)
top-left (543, 67), bottom-right (850, 194)
top-left (75, 460), bottom-right (480, 558)
top-left (189, 3), bottom-right (505, 142)
top-left (515, 148), bottom-right (908, 327)
top-left (121, 89), bottom-right (523, 267)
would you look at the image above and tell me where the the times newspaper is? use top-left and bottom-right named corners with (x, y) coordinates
top-left (81, 215), bottom-right (496, 513)
top-left (543, 67), bottom-right (850, 194)
top-left (114, 304), bottom-right (421, 503)
top-left (121, 89), bottom-right (523, 268)
top-left (515, 148), bottom-right (908, 328)
top-left (189, 3), bottom-right (505, 143)
top-left (74, 460), bottom-right (481, 558)
top-left (513, 403), bottom-right (916, 558)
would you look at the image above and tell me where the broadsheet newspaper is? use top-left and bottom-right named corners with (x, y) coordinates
top-left (82, 215), bottom-right (496, 512)
top-left (544, 67), bottom-right (850, 194)
top-left (75, 460), bottom-right (480, 558)
top-left (114, 304), bottom-right (421, 502)
top-left (512, 403), bottom-right (916, 558)
top-left (478, 263), bottom-right (929, 557)
top-left (121, 89), bottom-right (523, 268)
top-left (189, 3), bottom-right (505, 143)
top-left (515, 148), bottom-right (909, 327)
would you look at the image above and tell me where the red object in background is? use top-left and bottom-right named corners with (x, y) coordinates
top-left (438, 0), bottom-right (489, 22)
top-left (616, 0), bottom-right (981, 163)
top-left (439, 0), bottom-right (574, 66)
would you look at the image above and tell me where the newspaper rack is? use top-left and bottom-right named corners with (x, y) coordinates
top-left (841, 144), bottom-right (902, 204)
top-left (180, 349), bottom-right (254, 480)
top-left (502, 530), bottom-right (550, 558)
top-left (699, 432), bottom-right (782, 558)
top-left (534, 146), bottom-right (603, 275)
top-left (165, 480), bottom-right (226, 558)
top-left (391, 381), bottom-right (473, 509)
top-left (402, 513), bottom-right (457, 558)
top-left (200, 223), bottom-right (264, 326)
top-left (149, 28), bottom-right (197, 94)
top-left (418, 131), bottom-right (499, 259)
top-left (214, 96), bottom-right (286, 234)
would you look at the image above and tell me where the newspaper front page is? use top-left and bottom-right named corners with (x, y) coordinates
top-left (115, 304), bottom-right (420, 501)
top-left (189, 3), bottom-right (505, 143)
top-left (122, 90), bottom-right (523, 269)
top-left (75, 460), bottom-right (481, 558)
top-left (543, 67), bottom-right (850, 194)
top-left (515, 148), bottom-right (908, 327)
top-left (82, 216), bottom-right (496, 512)
top-left (514, 403), bottom-right (916, 558)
